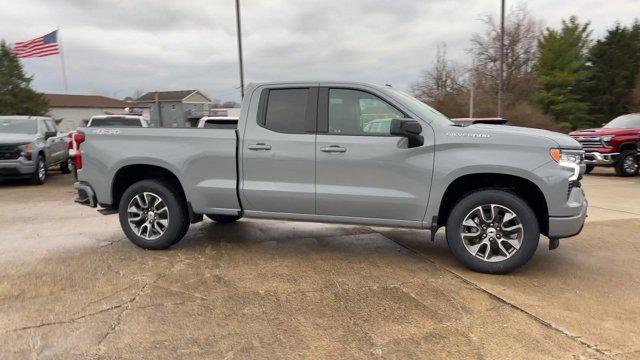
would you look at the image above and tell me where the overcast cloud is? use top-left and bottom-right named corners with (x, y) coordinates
top-left (2, 0), bottom-right (639, 102)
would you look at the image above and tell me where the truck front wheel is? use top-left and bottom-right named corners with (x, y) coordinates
top-left (445, 190), bottom-right (540, 274)
top-left (31, 155), bottom-right (46, 185)
top-left (614, 150), bottom-right (639, 177)
top-left (118, 179), bottom-right (190, 250)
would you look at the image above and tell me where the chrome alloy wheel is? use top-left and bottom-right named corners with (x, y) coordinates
top-left (460, 204), bottom-right (524, 262)
top-left (623, 155), bottom-right (638, 174)
top-left (127, 192), bottom-right (170, 240)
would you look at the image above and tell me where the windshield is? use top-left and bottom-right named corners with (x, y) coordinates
top-left (604, 114), bottom-right (640, 129)
top-left (384, 88), bottom-right (453, 126)
top-left (90, 117), bottom-right (142, 127)
top-left (0, 118), bottom-right (37, 134)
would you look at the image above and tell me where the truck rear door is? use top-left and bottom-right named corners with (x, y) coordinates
top-left (240, 85), bottom-right (318, 214)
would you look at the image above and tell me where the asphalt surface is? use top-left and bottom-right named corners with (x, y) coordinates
top-left (0, 168), bottom-right (639, 359)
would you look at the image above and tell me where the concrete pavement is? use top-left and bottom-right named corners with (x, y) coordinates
top-left (0, 168), bottom-right (638, 359)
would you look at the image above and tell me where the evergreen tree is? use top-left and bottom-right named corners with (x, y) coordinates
top-left (0, 40), bottom-right (49, 116)
top-left (585, 22), bottom-right (640, 124)
top-left (533, 16), bottom-right (593, 130)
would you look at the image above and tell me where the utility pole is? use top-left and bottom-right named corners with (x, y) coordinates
top-left (469, 67), bottom-right (475, 118)
top-left (235, 0), bottom-right (245, 99)
top-left (498, 0), bottom-right (505, 118)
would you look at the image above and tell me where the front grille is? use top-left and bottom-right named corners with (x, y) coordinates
top-left (0, 145), bottom-right (20, 160)
top-left (571, 136), bottom-right (603, 149)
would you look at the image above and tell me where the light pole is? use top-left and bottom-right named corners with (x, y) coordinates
top-left (498, 0), bottom-right (505, 118)
top-left (235, 0), bottom-right (245, 99)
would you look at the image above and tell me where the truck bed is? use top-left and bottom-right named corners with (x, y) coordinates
top-left (78, 127), bottom-right (240, 215)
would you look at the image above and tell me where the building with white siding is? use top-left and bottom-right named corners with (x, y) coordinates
top-left (45, 94), bottom-right (150, 132)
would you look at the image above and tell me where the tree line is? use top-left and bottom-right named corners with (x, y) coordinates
top-left (412, 4), bottom-right (640, 131)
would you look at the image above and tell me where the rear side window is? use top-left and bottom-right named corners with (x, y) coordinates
top-left (264, 89), bottom-right (308, 133)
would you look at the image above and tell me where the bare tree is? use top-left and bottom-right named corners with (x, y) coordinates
top-left (469, 3), bottom-right (542, 107)
top-left (412, 43), bottom-right (466, 104)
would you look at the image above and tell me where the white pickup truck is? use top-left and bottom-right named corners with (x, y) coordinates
top-left (73, 81), bottom-right (587, 274)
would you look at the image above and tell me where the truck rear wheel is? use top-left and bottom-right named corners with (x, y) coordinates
top-left (118, 179), bottom-right (190, 250)
top-left (584, 165), bottom-right (594, 174)
top-left (445, 189), bottom-right (540, 274)
top-left (205, 214), bottom-right (241, 224)
top-left (614, 150), bottom-right (639, 177)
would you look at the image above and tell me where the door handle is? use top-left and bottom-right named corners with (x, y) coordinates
top-left (248, 143), bottom-right (272, 151)
top-left (320, 145), bottom-right (347, 153)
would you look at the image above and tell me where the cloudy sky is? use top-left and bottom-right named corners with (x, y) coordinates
top-left (2, 0), bottom-right (639, 102)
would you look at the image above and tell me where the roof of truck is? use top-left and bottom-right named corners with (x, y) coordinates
top-left (249, 81), bottom-right (387, 87)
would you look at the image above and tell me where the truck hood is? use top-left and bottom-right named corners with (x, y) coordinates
top-left (569, 127), bottom-right (639, 136)
top-left (0, 133), bottom-right (37, 145)
top-left (467, 124), bottom-right (582, 149)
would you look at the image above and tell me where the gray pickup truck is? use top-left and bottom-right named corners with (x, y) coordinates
top-left (0, 116), bottom-right (71, 184)
top-left (74, 82), bottom-right (587, 273)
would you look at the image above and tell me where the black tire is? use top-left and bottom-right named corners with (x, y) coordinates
top-left (31, 155), bottom-right (46, 185)
top-left (118, 179), bottom-right (190, 250)
top-left (60, 157), bottom-right (72, 174)
top-left (614, 150), bottom-right (639, 177)
top-left (206, 214), bottom-right (241, 224)
top-left (584, 165), bottom-right (594, 174)
top-left (446, 189), bottom-right (540, 274)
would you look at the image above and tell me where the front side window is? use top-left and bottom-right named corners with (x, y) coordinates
top-left (44, 119), bottom-right (57, 133)
top-left (328, 89), bottom-right (405, 135)
top-left (264, 88), bottom-right (308, 133)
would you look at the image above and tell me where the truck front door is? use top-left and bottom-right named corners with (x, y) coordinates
top-left (315, 87), bottom-right (434, 223)
top-left (241, 86), bottom-right (318, 214)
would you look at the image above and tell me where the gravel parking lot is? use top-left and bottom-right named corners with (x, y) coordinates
top-left (1, 169), bottom-right (639, 359)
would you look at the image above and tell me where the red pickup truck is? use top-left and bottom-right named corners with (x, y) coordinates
top-left (569, 114), bottom-right (640, 177)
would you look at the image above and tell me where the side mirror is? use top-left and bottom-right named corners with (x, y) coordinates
top-left (44, 131), bottom-right (57, 139)
top-left (390, 119), bottom-right (424, 148)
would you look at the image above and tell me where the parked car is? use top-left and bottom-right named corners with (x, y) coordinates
top-left (0, 116), bottom-right (71, 184)
top-left (197, 116), bottom-right (239, 129)
top-left (86, 115), bottom-right (149, 128)
top-left (73, 81), bottom-right (587, 274)
top-left (569, 114), bottom-right (640, 176)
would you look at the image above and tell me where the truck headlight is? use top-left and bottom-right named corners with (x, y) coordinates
top-left (17, 143), bottom-right (32, 160)
top-left (550, 149), bottom-right (583, 181)
top-left (601, 135), bottom-right (613, 147)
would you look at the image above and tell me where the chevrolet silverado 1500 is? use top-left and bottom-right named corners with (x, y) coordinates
top-left (569, 113), bottom-right (640, 177)
top-left (73, 82), bottom-right (587, 274)
top-left (0, 116), bottom-right (71, 184)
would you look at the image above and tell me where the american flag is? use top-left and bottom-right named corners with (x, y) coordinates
top-left (13, 30), bottom-right (60, 58)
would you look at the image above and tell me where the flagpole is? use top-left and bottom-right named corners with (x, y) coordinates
top-left (57, 27), bottom-right (69, 94)
top-left (234, 0), bottom-right (245, 99)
